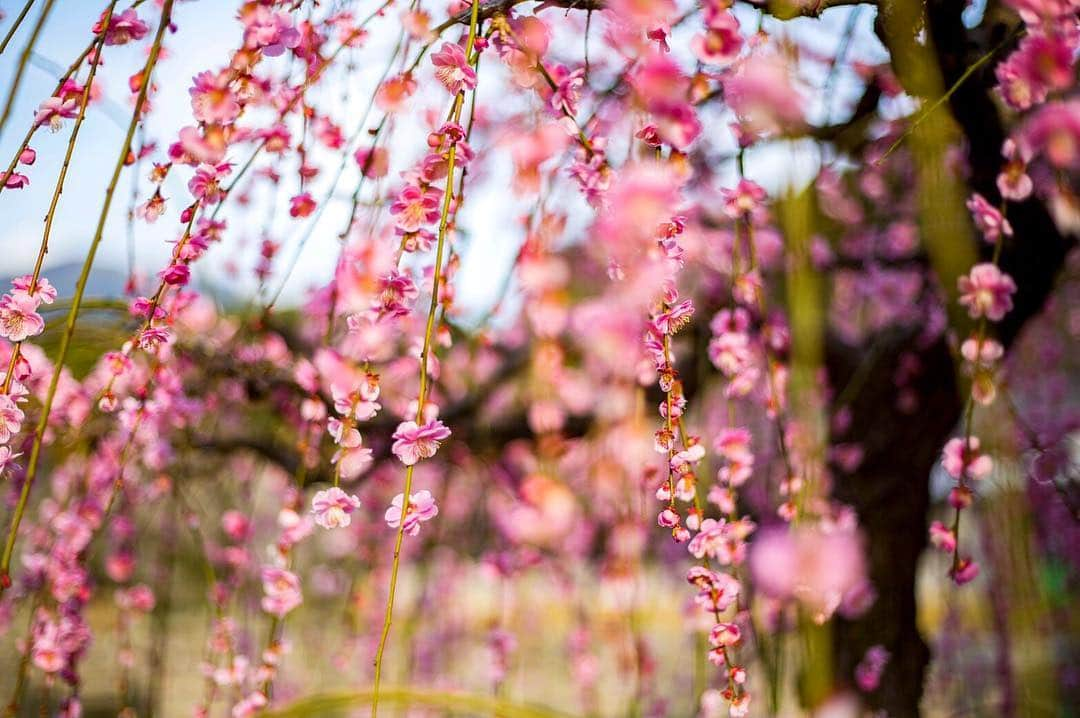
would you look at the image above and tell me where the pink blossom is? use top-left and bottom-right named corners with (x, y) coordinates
top-left (688, 518), bottom-right (755, 564)
top-left (709, 622), bottom-right (741, 648)
top-left (2, 172), bottom-right (29, 189)
top-left (334, 445), bottom-right (374, 479)
top-left (354, 146), bottom-right (389, 178)
top-left (855, 645), bottom-right (890, 692)
top-left (389, 184), bottom-right (441, 233)
top-left (691, 11), bottom-right (742, 66)
top-left (159, 263), bottom-right (190, 286)
top-left (950, 557), bottom-right (980, 585)
top-left (136, 191), bottom-right (167, 222)
top-left (391, 419), bottom-right (451, 465)
top-left (32, 638), bottom-right (65, 673)
top-left (957, 263), bottom-right (1016, 321)
top-left (1019, 99), bottom-right (1080, 170)
top-left (723, 51), bottom-right (805, 134)
top-left (384, 490), bottom-right (439, 536)
top-left (375, 73), bottom-right (418, 113)
top-left (374, 270), bottom-right (419, 319)
top-left (221, 510), bottom-right (250, 541)
top-left (115, 584), bottom-right (156, 612)
top-left (941, 437), bottom-right (994, 480)
top-left (998, 139), bottom-right (1033, 201)
top-left (188, 163), bottom-right (232, 204)
top-left (11, 275), bottom-right (56, 303)
top-left (0, 292), bottom-right (44, 341)
top-left (260, 567), bottom-right (302, 617)
top-left (722, 179), bottom-right (768, 220)
top-left (242, 7), bottom-right (301, 57)
top-left (190, 70), bottom-right (241, 124)
top-left (34, 97), bottom-right (79, 132)
top-left (0, 445), bottom-right (20, 472)
top-left (928, 521), bottom-right (957, 553)
top-left (289, 192), bottom-right (316, 218)
top-left (310, 487), bottom-right (362, 529)
top-left (749, 527), bottom-right (866, 621)
top-left (550, 67), bottom-right (585, 117)
top-left (431, 42), bottom-right (477, 95)
top-left (966, 193), bottom-right (1012, 243)
top-left (95, 8), bottom-right (150, 46)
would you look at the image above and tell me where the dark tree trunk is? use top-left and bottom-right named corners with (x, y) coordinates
top-left (828, 2), bottom-right (1076, 714)
top-left (828, 330), bottom-right (959, 716)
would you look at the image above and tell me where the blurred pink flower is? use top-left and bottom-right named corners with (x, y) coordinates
top-left (311, 487), bottom-right (362, 529)
top-left (958, 263), bottom-right (1016, 321)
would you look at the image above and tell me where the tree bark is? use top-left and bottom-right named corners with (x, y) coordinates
top-left (830, 2), bottom-right (1076, 714)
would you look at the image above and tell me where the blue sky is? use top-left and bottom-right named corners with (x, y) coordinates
top-left (0, 0), bottom-right (888, 319)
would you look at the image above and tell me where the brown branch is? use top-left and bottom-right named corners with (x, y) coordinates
top-left (435, 0), bottom-right (605, 32)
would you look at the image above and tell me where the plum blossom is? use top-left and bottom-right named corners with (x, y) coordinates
top-left (374, 270), bottom-right (419, 320)
top-left (190, 70), bottom-right (241, 124)
top-left (310, 487), bottom-right (362, 529)
top-left (188, 163), bottom-right (232, 204)
top-left (289, 192), bottom-right (316, 218)
top-left (391, 419), bottom-right (451, 465)
top-left (2, 172), bottom-right (29, 189)
top-left (0, 395), bottom-right (25, 444)
top-left (941, 436), bottom-right (994, 480)
top-left (384, 490), bottom-right (439, 536)
top-left (855, 645), bottom-right (890, 692)
top-left (688, 518), bottom-right (755, 564)
top-left (691, 10), bottom-right (742, 66)
top-left (966, 193), bottom-right (1012, 243)
top-left (0, 292), bottom-right (45, 341)
top-left (242, 7), bottom-right (301, 56)
top-left (929, 521), bottom-right (957, 553)
top-left (431, 42), bottom-right (477, 95)
top-left (958, 263), bottom-right (1016, 321)
top-left (389, 184), bottom-right (441, 233)
top-left (34, 97), bottom-right (79, 132)
top-left (950, 557), bottom-right (980, 585)
top-left (95, 8), bottom-right (150, 45)
top-left (998, 139), bottom-right (1033, 201)
top-left (260, 567), bottom-right (302, 618)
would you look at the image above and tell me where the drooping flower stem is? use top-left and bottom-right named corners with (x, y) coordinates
top-left (0, 0), bottom-right (57, 137)
top-left (0, 0), bottom-right (145, 197)
top-left (1, 0), bottom-right (117, 394)
top-left (0, 0), bottom-right (38, 56)
top-left (950, 210), bottom-right (1007, 573)
top-left (370, 2), bottom-right (481, 714)
top-left (0, 0), bottom-right (174, 593)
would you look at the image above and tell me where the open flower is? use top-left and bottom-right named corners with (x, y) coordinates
top-left (0, 292), bottom-right (45, 341)
top-left (389, 184), bottom-right (441, 233)
top-left (966, 193), bottom-right (1012, 244)
top-left (311, 487), bottom-right (362, 529)
top-left (190, 70), bottom-right (241, 124)
top-left (260, 567), bottom-right (302, 618)
top-left (188, 162), bottom-right (232, 204)
top-left (384, 490), bottom-right (439, 536)
top-left (391, 419), bottom-right (451, 465)
top-left (96, 8), bottom-right (150, 45)
top-left (958, 263), bottom-right (1016, 321)
top-left (34, 97), bottom-right (78, 132)
top-left (431, 42), bottom-right (477, 95)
